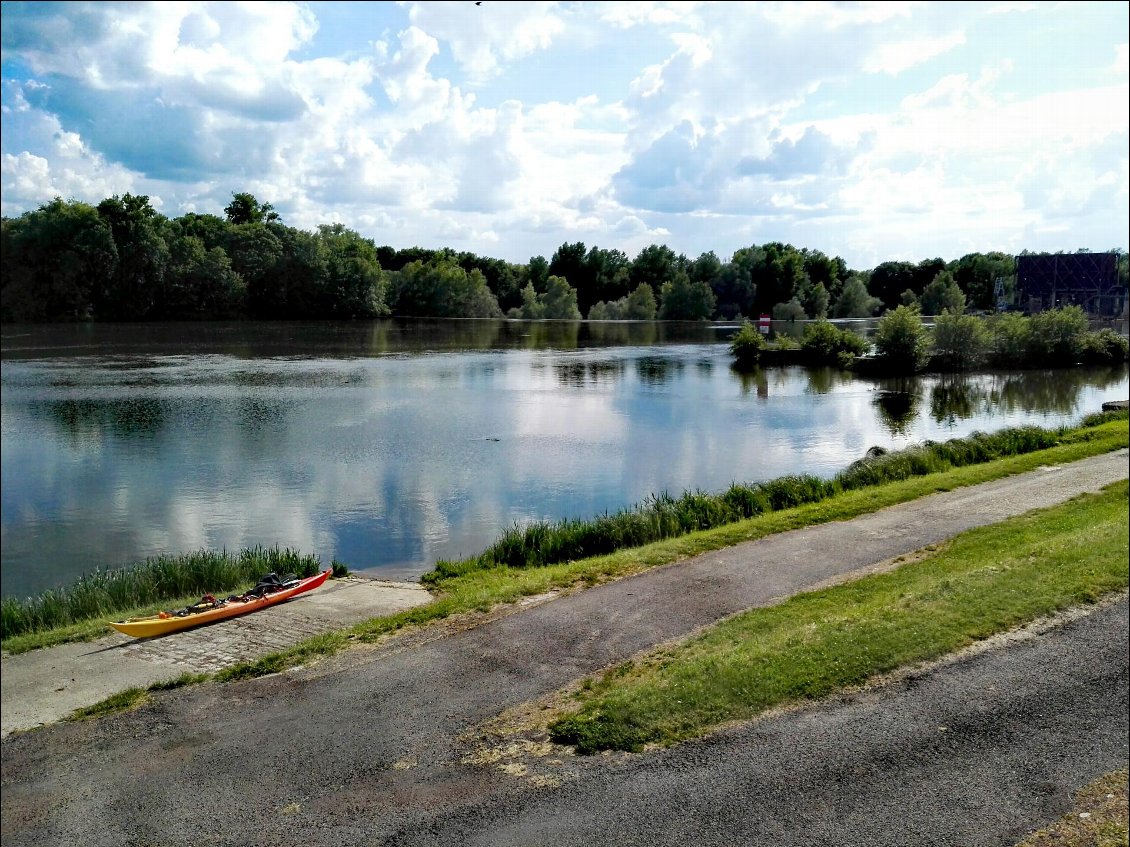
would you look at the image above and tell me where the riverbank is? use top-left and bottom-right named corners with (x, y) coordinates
top-left (2, 448), bottom-right (1127, 846)
top-left (2, 417), bottom-right (1125, 737)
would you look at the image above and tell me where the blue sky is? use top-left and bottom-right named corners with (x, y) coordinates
top-left (1, 1), bottom-right (1127, 271)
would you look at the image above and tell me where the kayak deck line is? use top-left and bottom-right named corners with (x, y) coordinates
top-left (109, 569), bottom-right (332, 638)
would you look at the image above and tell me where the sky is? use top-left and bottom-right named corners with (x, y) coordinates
top-left (1, 1), bottom-right (1127, 273)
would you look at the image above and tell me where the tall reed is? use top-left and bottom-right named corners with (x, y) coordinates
top-left (425, 418), bottom-right (1113, 584)
top-left (1, 546), bottom-right (323, 640)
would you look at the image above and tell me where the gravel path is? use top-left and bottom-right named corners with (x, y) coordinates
top-left (1, 450), bottom-right (1127, 847)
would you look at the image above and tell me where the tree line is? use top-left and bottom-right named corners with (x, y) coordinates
top-left (2, 192), bottom-right (1127, 324)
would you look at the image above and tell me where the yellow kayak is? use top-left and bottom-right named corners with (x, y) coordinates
top-left (110, 569), bottom-right (331, 638)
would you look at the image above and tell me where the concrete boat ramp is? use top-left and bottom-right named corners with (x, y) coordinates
top-left (0, 576), bottom-right (431, 738)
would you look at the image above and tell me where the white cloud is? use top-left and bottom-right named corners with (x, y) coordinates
top-left (863, 31), bottom-right (967, 75)
top-left (0, 1), bottom-right (1126, 266)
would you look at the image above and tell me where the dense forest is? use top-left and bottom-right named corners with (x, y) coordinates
top-left (2, 192), bottom-right (1127, 324)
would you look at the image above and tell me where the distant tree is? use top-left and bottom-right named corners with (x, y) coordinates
top-left (527, 255), bottom-right (550, 292)
top-left (540, 274), bottom-right (582, 319)
top-left (393, 257), bottom-right (499, 318)
top-left (919, 270), bottom-right (966, 315)
top-left (867, 261), bottom-right (917, 310)
top-left (223, 192), bottom-right (280, 225)
top-left (95, 193), bottom-right (169, 319)
top-left (631, 244), bottom-right (680, 292)
top-left (159, 235), bottom-right (244, 319)
top-left (624, 283), bottom-right (658, 320)
top-left (949, 252), bottom-right (1015, 311)
top-left (800, 281), bottom-right (830, 319)
top-left (227, 223), bottom-right (284, 317)
top-left (772, 298), bottom-right (807, 321)
top-left (932, 311), bottom-right (990, 371)
top-left (0, 198), bottom-right (117, 322)
top-left (316, 224), bottom-right (390, 318)
top-left (873, 304), bottom-right (930, 373)
top-left (832, 275), bottom-right (881, 318)
top-left (659, 270), bottom-right (716, 320)
top-left (514, 282), bottom-right (543, 319)
top-left (711, 259), bottom-right (757, 319)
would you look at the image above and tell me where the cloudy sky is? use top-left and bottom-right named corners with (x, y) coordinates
top-left (1, 1), bottom-right (1127, 272)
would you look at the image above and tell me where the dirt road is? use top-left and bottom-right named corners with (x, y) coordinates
top-left (1, 450), bottom-right (1127, 846)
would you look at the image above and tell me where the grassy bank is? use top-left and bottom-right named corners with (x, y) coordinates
top-left (205, 414), bottom-right (1126, 684)
top-left (427, 414), bottom-right (1120, 581)
top-left (1, 547), bottom-right (340, 652)
top-left (547, 479), bottom-right (1129, 753)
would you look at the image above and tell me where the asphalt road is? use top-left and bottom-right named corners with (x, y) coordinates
top-left (2, 450), bottom-right (1127, 847)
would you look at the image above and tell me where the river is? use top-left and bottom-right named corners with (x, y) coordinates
top-left (2, 319), bottom-right (1126, 597)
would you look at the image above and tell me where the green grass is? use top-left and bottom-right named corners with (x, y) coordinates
top-left (425, 417), bottom-right (1117, 582)
top-left (547, 479), bottom-right (1130, 753)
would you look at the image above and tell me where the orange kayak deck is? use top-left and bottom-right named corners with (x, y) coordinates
top-left (109, 569), bottom-right (331, 638)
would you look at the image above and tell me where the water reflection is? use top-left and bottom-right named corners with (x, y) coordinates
top-left (2, 325), bottom-right (1126, 597)
top-left (872, 380), bottom-right (924, 436)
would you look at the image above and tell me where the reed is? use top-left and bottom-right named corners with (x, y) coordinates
top-left (1, 546), bottom-right (324, 640)
top-left (425, 415), bottom-right (1121, 584)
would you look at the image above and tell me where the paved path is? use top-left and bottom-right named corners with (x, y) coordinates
top-left (1, 450), bottom-right (1126, 846)
top-left (0, 577), bottom-right (431, 737)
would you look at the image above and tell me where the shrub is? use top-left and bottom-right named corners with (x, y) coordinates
top-left (1080, 328), bottom-right (1129, 365)
top-left (988, 312), bottom-right (1032, 368)
top-left (1027, 306), bottom-right (1089, 366)
top-left (873, 305), bottom-right (930, 373)
top-left (932, 311), bottom-right (991, 371)
top-left (800, 320), bottom-right (869, 366)
top-left (728, 320), bottom-right (765, 368)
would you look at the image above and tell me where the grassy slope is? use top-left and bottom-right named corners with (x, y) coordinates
top-left (63, 417), bottom-right (1127, 722)
top-left (548, 479), bottom-right (1129, 752)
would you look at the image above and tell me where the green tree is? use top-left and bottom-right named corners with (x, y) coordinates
top-left (801, 281), bottom-right (830, 319)
top-left (800, 320), bottom-right (869, 367)
top-left (95, 193), bottom-right (169, 319)
top-left (728, 319), bottom-right (765, 368)
top-left (932, 311), bottom-right (990, 371)
top-left (1027, 306), bottom-right (1089, 366)
top-left (987, 312), bottom-right (1032, 368)
top-left (659, 270), bottom-right (716, 320)
top-left (227, 223), bottom-right (284, 317)
top-left (772, 298), bottom-right (806, 321)
top-left (223, 192), bottom-right (280, 225)
top-left (711, 258), bottom-right (756, 319)
top-left (624, 283), bottom-right (658, 320)
top-left (0, 198), bottom-right (117, 322)
top-left (540, 274), bottom-right (582, 319)
top-left (919, 271), bottom-right (966, 315)
top-left (631, 244), bottom-right (680, 292)
top-left (393, 258), bottom-right (499, 318)
top-left (159, 235), bottom-right (244, 319)
top-left (832, 275), bottom-right (880, 318)
top-left (512, 282), bottom-right (542, 319)
top-left (873, 304), bottom-right (930, 373)
top-left (316, 224), bottom-right (391, 318)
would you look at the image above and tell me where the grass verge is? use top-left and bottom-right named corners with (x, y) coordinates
top-left (547, 479), bottom-right (1129, 753)
top-left (1012, 769), bottom-right (1128, 847)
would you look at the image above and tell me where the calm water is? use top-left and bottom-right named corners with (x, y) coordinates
top-left (2, 320), bottom-right (1127, 597)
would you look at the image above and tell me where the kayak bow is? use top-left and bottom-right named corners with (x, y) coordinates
top-left (109, 569), bottom-right (331, 638)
